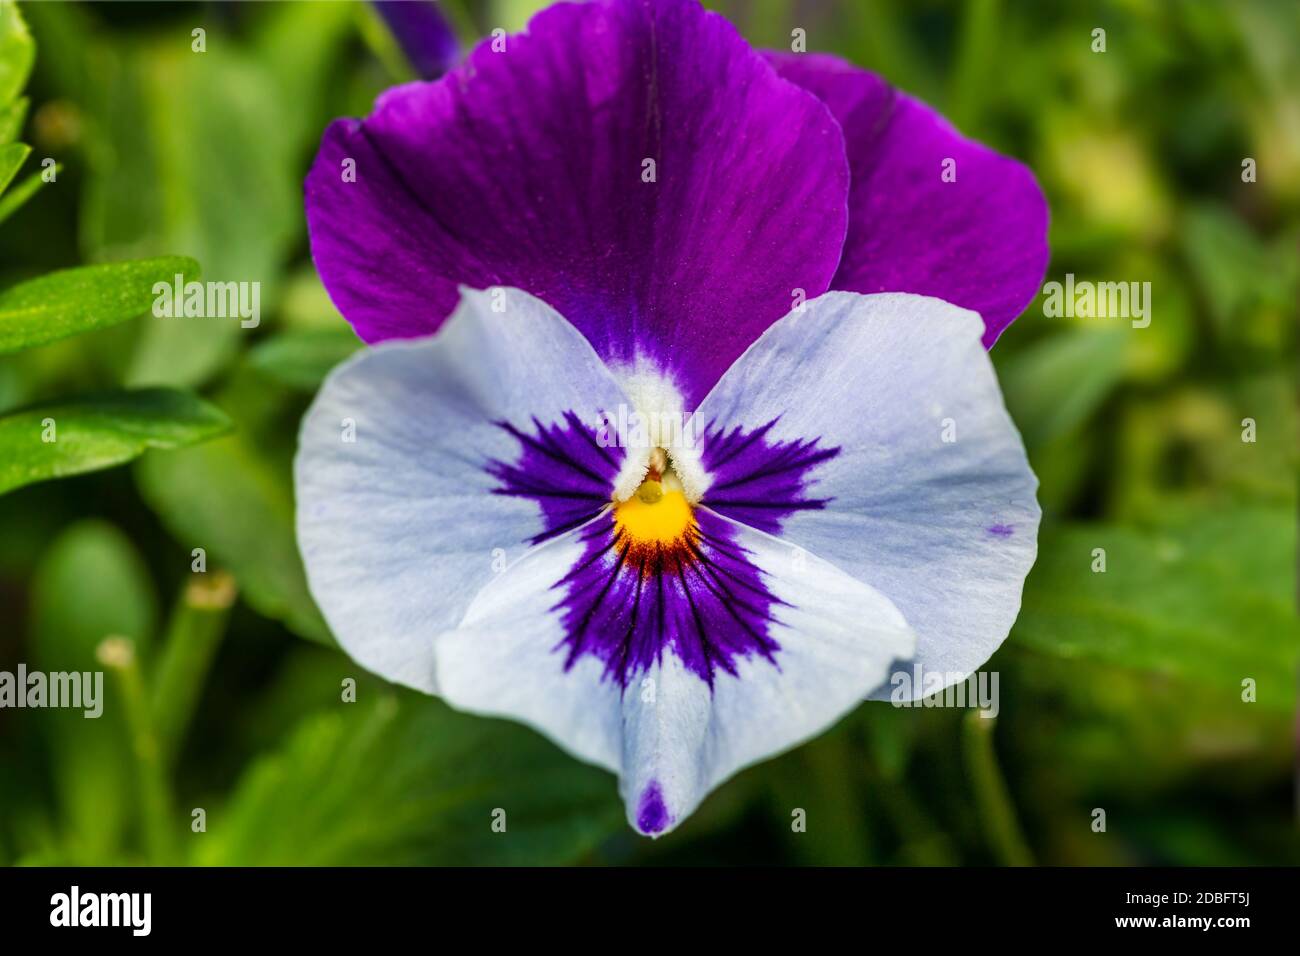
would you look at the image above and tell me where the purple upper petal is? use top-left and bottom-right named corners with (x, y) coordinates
top-left (308, 0), bottom-right (850, 407)
top-left (766, 52), bottom-right (1049, 346)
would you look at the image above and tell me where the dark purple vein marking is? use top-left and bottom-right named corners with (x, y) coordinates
top-left (485, 411), bottom-right (621, 544)
top-left (487, 412), bottom-right (839, 687)
top-left (699, 418), bottom-right (840, 534)
top-left (550, 510), bottom-right (780, 687)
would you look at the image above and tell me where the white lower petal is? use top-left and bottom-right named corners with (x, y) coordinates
top-left (692, 291), bottom-right (1040, 700)
top-left (433, 520), bottom-right (624, 772)
top-left (434, 508), bottom-right (914, 835)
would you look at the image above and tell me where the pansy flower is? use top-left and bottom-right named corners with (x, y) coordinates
top-left (297, 0), bottom-right (1048, 836)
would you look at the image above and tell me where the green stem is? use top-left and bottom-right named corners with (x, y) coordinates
top-left (151, 571), bottom-right (235, 766)
top-left (97, 636), bottom-right (176, 865)
top-left (844, 0), bottom-right (939, 104)
top-left (949, 0), bottom-right (1001, 131)
top-left (962, 711), bottom-right (1034, 866)
top-left (355, 3), bottom-right (418, 83)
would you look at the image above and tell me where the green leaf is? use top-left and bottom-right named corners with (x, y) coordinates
top-left (0, 138), bottom-right (26, 194)
top-left (12, 2), bottom-right (88, 104)
top-left (253, 0), bottom-right (357, 154)
top-left (135, 396), bottom-right (333, 645)
top-left (29, 520), bottom-right (159, 862)
top-left (1181, 205), bottom-right (1266, 328)
top-left (196, 693), bottom-right (623, 865)
top-left (0, 94), bottom-right (26, 144)
top-left (247, 328), bottom-right (361, 391)
top-left (0, 388), bottom-right (232, 495)
top-left (1179, 204), bottom-right (1292, 350)
top-left (0, 256), bottom-right (198, 355)
top-left (0, 1), bottom-right (34, 108)
top-left (0, 159), bottom-right (54, 223)
top-left (1013, 504), bottom-right (1297, 711)
top-left (948, 0), bottom-right (1002, 131)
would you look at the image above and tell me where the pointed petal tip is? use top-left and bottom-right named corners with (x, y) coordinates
top-left (634, 780), bottom-right (674, 838)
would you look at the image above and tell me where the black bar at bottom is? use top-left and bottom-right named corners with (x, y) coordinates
top-left (0, 865), bottom-right (1282, 941)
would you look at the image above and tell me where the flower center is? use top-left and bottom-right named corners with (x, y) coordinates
top-left (612, 448), bottom-right (694, 546)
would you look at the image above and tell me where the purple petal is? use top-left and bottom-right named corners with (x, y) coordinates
top-left (307, 0), bottom-right (850, 407)
top-left (372, 1), bottom-right (460, 79)
top-left (765, 52), bottom-right (1050, 346)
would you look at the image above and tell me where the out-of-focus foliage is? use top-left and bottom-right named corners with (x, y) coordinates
top-left (135, 368), bottom-right (333, 646)
top-left (0, 0), bottom-right (1295, 867)
top-left (196, 694), bottom-right (623, 866)
top-left (27, 521), bottom-right (157, 863)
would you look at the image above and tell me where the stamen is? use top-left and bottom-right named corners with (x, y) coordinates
top-left (647, 446), bottom-right (668, 480)
top-left (614, 469), bottom-right (694, 546)
top-left (637, 479), bottom-right (664, 504)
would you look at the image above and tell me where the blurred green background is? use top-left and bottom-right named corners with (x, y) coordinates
top-left (0, 0), bottom-right (1296, 866)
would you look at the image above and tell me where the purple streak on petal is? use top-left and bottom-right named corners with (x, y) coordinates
top-left (987, 523), bottom-right (1014, 538)
top-left (307, 0), bottom-right (850, 407)
top-left (551, 509), bottom-right (782, 687)
top-left (699, 418), bottom-right (840, 535)
top-left (486, 411), bottom-right (623, 543)
top-left (636, 781), bottom-right (671, 834)
top-left (373, 1), bottom-right (460, 79)
top-left (765, 52), bottom-right (1050, 346)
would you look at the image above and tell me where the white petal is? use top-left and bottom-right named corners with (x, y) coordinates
top-left (692, 291), bottom-right (1040, 700)
top-left (433, 509), bottom-right (915, 835)
top-left (295, 287), bottom-right (628, 693)
top-left (432, 519), bottom-right (624, 772)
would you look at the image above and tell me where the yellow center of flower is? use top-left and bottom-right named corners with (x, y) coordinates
top-left (613, 464), bottom-right (694, 546)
